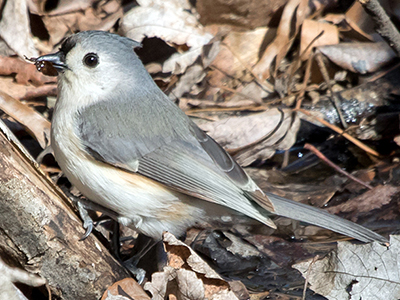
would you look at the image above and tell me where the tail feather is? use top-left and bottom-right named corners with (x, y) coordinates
top-left (265, 192), bottom-right (388, 244)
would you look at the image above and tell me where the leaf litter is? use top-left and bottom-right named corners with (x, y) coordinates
top-left (1, 0), bottom-right (400, 299)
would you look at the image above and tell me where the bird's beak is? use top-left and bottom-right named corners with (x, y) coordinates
top-left (31, 51), bottom-right (68, 76)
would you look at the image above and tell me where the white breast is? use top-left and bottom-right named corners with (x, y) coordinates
top-left (50, 81), bottom-right (205, 239)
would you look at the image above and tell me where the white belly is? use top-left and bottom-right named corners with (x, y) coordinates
top-left (51, 109), bottom-right (205, 239)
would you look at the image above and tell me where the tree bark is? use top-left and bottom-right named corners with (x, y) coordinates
top-left (0, 120), bottom-right (142, 299)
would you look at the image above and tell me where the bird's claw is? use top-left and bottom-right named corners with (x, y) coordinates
top-left (123, 259), bottom-right (146, 284)
top-left (80, 219), bottom-right (94, 241)
top-left (77, 200), bottom-right (95, 240)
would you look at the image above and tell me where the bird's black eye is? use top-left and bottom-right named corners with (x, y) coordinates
top-left (83, 53), bottom-right (99, 68)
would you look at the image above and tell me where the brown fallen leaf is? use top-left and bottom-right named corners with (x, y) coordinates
top-left (199, 108), bottom-right (300, 166)
top-left (144, 232), bottom-right (240, 300)
top-left (101, 278), bottom-right (150, 300)
top-left (19, 85), bottom-right (58, 100)
top-left (300, 19), bottom-right (339, 59)
top-left (28, 0), bottom-right (97, 16)
top-left (0, 91), bottom-right (51, 148)
top-left (210, 27), bottom-right (276, 84)
top-left (252, 0), bottom-right (308, 81)
top-left (179, 98), bottom-right (259, 111)
top-left (0, 0), bottom-right (38, 58)
top-left (326, 185), bottom-right (400, 221)
top-left (31, 0), bottom-right (123, 46)
top-left (0, 56), bottom-right (56, 86)
top-left (345, 1), bottom-right (383, 42)
top-left (318, 42), bottom-right (396, 74)
top-left (0, 76), bottom-right (57, 101)
top-left (294, 236), bottom-right (400, 299)
top-left (196, 0), bottom-right (288, 29)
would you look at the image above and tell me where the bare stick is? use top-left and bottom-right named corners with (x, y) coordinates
top-left (359, 0), bottom-right (400, 56)
top-left (304, 143), bottom-right (373, 190)
top-left (315, 52), bottom-right (347, 129)
top-left (296, 108), bottom-right (380, 157)
top-left (302, 255), bottom-right (320, 300)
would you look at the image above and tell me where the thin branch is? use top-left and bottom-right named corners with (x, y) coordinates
top-left (315, 52), bottom-right (348, 128)
top-left (295, 108), bottom-right (380, 157)
top-left (359, 0), bottom-right (400, 56)
top-left (304, 143), bottom-right (373, 190)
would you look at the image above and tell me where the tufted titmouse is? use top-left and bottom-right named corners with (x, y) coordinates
top-left (33, 31), bottom-right (386, 244)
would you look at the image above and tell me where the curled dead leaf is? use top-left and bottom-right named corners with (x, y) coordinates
top-left (300, 19), bottom-right (339, 60)
top-left (252, 0), bottom-right (309, 81)
top-left (294, 236), bottom-right (399, 299)
top-left (0, 91), bottom-right (51, 149)
top-left (144, 232), bottom-right (240, 300)
top-left (120, 0), bottom-right (213, 75)
top-left (318, 42), bottom-right (396, 74)
top-left (199, 108), bottom-right (300, 166)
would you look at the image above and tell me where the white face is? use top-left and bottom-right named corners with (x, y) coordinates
top-left (60, 43), bottom-right (122, 100)
top-left (52, 32), bottom-right (153, 111)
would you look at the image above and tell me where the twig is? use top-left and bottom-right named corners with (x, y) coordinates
top-left (358, 0), bottom-right (400, 56)
top-left (209, 47), bottom-right (275, 92)
top-left (304, 143), bottom-right (373, 190)
top-left (289, 30), bottom-right (325, 98)
top-left (185, 105), bottom-right (269, 114)
top-left (211, 82), bottom-right (263, 103)
top-left (302, 255), bottom-right (319, 300)
top-left (315, 52), bottom-right (347, 128)
top-left (296, 108), bottom-right (380, 157)
top-left (296, 52), bottom-right (314, 109)
top-left (282, 149), bottom-right (290, 169)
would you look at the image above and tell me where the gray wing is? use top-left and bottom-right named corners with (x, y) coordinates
top-left (76, 91), bottom-right (276, 227)
top-left (76, 92), bottom-right (388, 243)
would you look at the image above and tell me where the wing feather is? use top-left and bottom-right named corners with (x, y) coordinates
top-left (76, 93), bottom-right (276, 227)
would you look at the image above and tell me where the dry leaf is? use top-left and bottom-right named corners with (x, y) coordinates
top-left (144, 232), bottom-right (239, 300)
top-left (323, 13), bottom-right (346, 25)
top-left (394, 135), bottom-right (400, 147)
top-left (0, 257), bottom-right (46, 300)
top-left (28, 0), bottom-right (97, 16)
top-left (252, 0), bottom-right (308, 81)
top-left (300, 19), bottom-right (339, 59)
top-left (345, 1), bottom-right (383, 42)
top-left (120, 0), bottom-right (213, 75)
top-left (326, 185), bottom-right (400, 220)
top-left (210, 27), bottom-right (275, 83)
top-left (0, 0), bottom-right (38, 58)
top-left (294, 236), bottom-right (400, 300)
top-left (0, 77), bottom-right (57, 101)
top-left (179, 98), bottom-right (258, 111)
top-left (170, 42), bottom-right (220, 98)
top-left (318, 42), bottom-right (396, 74)
top-left (0, 91), bottom-right (51, 148)
top-left (31, 0), bottom-right (123, 46)
top-left (229, 82), bottom-right (271, 104)
top-left (196, 0), bottom-right (288, 29)
top-left (101, 278), bottom-right (150, 300)
top-left (199, 108), bottom-right (300, 166)
top-left (0, 56), bottom-right (56, 86)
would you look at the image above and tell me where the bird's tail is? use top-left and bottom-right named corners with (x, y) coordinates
top-left (265, 192), bottom-right (388, 244)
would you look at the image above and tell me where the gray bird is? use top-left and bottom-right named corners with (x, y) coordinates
top-left (34, 30), bottom-right (387, 244)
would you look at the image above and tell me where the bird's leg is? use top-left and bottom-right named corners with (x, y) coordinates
top-left (122, 235), bottom-right (163, 284)
top-left (60, 186), bottom-right (118, 239)
top-left (61, 187), bottom-right (164, 283)
top-left (76, 200), bottom-right (95, 240)
top-left (75, 197), bottom-right (149, 283)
